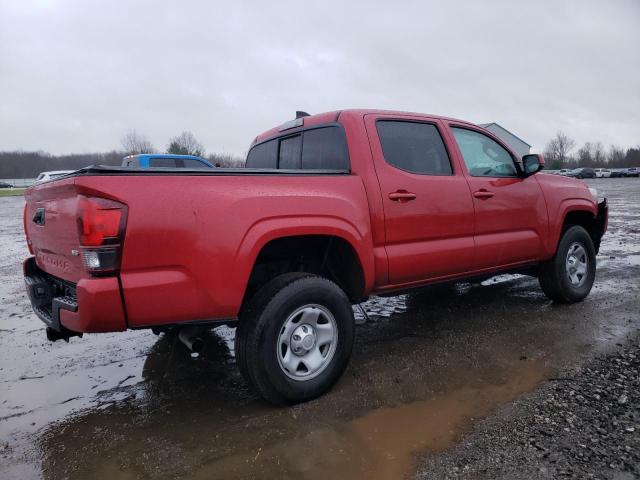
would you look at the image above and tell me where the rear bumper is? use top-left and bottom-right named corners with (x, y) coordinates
top-left (23, 257), bottom-right (127, 333)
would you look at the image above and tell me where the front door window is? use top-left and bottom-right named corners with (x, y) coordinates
top-left (451, 128), bottom-right (518, 177)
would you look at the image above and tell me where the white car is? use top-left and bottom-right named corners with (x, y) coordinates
top-left (557, 169), bottom-right (572, 176)
top-left (35, 170), bottom-right (75, 183)
top-left (594, 168), bottom-right (611, 178)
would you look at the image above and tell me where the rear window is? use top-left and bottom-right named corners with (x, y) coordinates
top-left (246, 126), bottom-right (349, 170)
top-left (279, 135), bottom-right (302, 169)
top-left (377, 121), bottom-right (452, 175)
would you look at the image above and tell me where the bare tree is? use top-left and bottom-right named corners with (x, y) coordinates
top-left (167, 131), bottom-right (205, 157)
top-left (608, 145), bottom-right (626, 168)
top-left (625, 147), bottom-right (640, 167)
top-left (208, 152), bottom-right (245, 168)
top-left (577, 142), bottom-right (594, 166)
top-left (121, 130), bottom-right (155, 155)
top-left (592, 141), bottom-right (606, 165)
top-left (544, 131), bottom-right (576, 169)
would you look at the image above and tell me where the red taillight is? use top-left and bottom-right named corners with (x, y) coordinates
top-left (77, 196), bottom-right (127, 274)
top-left (78, 196), bottom-right (126, 246)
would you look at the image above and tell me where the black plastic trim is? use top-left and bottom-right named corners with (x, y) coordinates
top-left (130, 317), bottom-right (239, 330)
top-left (24, 257), bottom-right (78, 332)
top-left (52, 165), bottom-right (350, 178)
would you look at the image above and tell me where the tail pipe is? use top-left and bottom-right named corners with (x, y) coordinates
top-left (178, 326), bottom-right (205, 353)
top-left (46, 327), bottom-right (82, 342)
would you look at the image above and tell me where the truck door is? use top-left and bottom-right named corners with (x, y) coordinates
top-left (444, 124), bottom-right (548, 269)
top-left (364, 114), bottom-right (475, 285)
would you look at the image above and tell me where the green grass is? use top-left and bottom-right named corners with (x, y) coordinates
top-left (0, 188), bottom-right (26, 197)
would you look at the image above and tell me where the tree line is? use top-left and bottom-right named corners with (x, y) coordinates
top-left (0, 130), bottom-right (245, 179)
top-left (2, 128), bottom-right (638, 178)
top-left (544, 131), bottom-right (639, 170)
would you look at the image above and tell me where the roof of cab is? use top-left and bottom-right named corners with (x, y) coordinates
top-left (252, 109), bottom-right (477, 145)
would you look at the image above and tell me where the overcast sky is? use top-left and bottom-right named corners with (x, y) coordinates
top-left (1, 0), bottom-right (638, 156)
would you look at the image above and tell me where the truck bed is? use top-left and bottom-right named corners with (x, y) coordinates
top-left (24, 165), bottom-right (372, 330)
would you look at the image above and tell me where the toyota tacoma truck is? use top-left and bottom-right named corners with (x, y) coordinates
top-left (23, 109), bottom-right (608, 405)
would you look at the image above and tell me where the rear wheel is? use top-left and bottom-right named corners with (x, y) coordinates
top-left (538, 225), bottom-right (596, 303)
top-left (235, 273), bottom-right (355, 405)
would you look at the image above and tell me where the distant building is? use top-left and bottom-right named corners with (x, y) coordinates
top-left (479, 123), bottom-right (531, 158)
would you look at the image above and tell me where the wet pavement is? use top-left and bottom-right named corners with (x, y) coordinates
top-left (1, 178), bottom-right (639, 479)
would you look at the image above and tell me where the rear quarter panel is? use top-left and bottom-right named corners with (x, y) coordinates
top-left (74, 174), bottom-right (374, 326)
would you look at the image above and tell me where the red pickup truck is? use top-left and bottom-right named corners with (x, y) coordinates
top-left (23, 109), bottom-right (608, 404)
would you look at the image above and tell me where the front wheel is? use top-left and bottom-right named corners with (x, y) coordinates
top-left (538, 225), bottom-right (596, 303)
top-left (235, 273), bottom-right (355, 405)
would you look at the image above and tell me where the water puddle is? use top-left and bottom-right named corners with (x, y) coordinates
top-left (188, 360), bottom-right (548, 480)
top-left (627, 254), bottom-right (640, 266)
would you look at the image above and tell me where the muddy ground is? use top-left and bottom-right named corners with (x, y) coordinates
top-left (0, 178), bottom-right (638, 480)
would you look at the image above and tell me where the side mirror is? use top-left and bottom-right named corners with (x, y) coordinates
top-left (522, 154), bottom-right (544, 177)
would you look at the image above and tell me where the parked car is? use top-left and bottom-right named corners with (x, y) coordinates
top-left (594, 168), bottom-right (611, 178)
top-left (610, 169), bottom-right (627, 178)
top-left (566, 167), bottom-right (597, 179)
top-left (122, 154), bottom-right (214, 169)
top-left (557, 169), bottom-right (572, 176)
top-left (0, 181), bottom-right (14, 188)
top-left (625, 167), bottom-right (639, 177)
top-left (23, 109), bottom-right (608, 405)
top-left (35, 170), bottom-right (75, 183)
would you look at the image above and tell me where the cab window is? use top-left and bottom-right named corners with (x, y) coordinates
top-left (245, 126), bottom-right (349, 170)
top-left (246, 140), bottom-right (278, 168)
top-left (451, 128), bottom-right (518, 177)
top-left (376, 121), bottom-right (452, 175)
top-left (278, 135), bottom-right (302, 169)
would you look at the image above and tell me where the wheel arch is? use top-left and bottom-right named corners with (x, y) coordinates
top-left (552, 200), bottom-right (602, 255)
top-left (234, 218), bottom-right (374, 308)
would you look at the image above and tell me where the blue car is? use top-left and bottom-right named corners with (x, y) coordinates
top-left (122, 154), bottom-right (214, 169)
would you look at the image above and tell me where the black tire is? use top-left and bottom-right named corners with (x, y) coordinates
top-left (538, 225), bottom-right (596, 303)
top-left (235, 273), bottom-right (355, 405)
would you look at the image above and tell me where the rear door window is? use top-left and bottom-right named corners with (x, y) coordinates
top-left (376, 121), bottom-right (452, 175)
top-left (301, 127), bottom-right (348, 170)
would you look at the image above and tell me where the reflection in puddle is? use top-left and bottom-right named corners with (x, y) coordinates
top-left (190, 361), bottom-right (547, 480)
top-left (628, 254), bottom-right (640, 266)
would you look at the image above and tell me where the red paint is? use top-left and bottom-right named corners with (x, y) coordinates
top-left (23, 110), bottom-right (606, 333)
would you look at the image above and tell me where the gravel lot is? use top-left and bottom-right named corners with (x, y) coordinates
top-left (418, 338), bottom-right (640, 479)
top-left (0, 177), bottom-right (639, 480)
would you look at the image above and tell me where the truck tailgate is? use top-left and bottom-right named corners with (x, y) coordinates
top-left (24, 178), bottom-right (87, 284)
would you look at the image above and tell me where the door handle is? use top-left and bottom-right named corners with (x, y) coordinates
top-left (388, 191), bottom-right (416, 202)
top-left (473, 190), bottom-right (495, 199)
